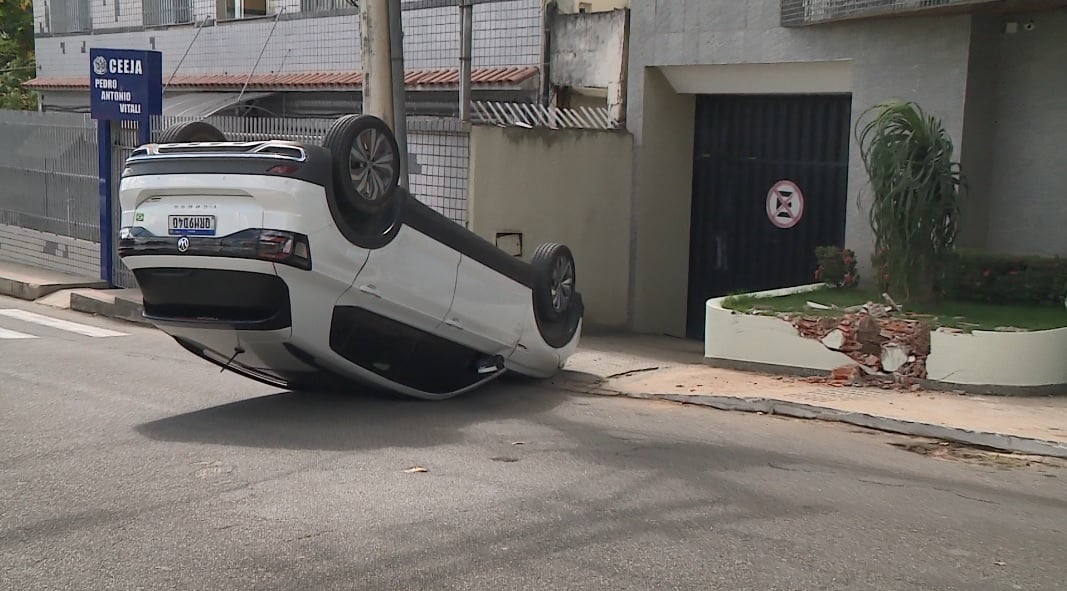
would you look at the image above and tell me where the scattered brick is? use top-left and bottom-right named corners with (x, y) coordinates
top-left (788, 299), bottom-right (934, 389)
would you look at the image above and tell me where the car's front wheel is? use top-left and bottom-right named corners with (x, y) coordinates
top-left (532, 242), bottom-right (577, 323)
top-left (323, 114), bottom-right (402, 216)
top-left (530, 242), bottom-right (582, 349)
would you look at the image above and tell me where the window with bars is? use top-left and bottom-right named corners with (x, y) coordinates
top-left (143, 0), bottom-right (194, 26)
top-left (301, 0), bottom-right (352, 13)
top-left (217, 0), bottom-right (271, 20)
top-left (47, 0), bottom-right (92, 33)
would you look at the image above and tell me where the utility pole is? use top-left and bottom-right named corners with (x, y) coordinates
top-left (360, 0), bottom-right (394, 127)
top-left (458, 0), bottom-right (472, 122)
top-left (387, 0), bottom-right (408, 188)
top-left (360, 0), bottom-right (408, 189)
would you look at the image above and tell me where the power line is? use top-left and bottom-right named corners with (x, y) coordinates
top-left (0, 64), bottom-right (35, 74)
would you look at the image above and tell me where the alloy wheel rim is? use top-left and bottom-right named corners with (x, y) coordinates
top-left (349, 128), bottom-right (396, 203)
top-left (550, 256), bottom-right (574, 312)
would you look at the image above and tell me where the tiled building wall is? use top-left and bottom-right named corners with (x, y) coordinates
top-left (0, 225), bottom-right (100, 279)
top-left (35, 13), bottom-right (363, 77)
top-left (408, 129), bottom-right (470, 226)
top-left (32, 0), bottom-right (543, 79)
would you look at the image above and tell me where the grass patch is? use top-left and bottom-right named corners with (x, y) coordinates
top-left (721, 286), bottom-right (1067, 332)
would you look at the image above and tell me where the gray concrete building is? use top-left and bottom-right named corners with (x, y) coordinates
top-left (625, 0), bottom-right (1067, 338)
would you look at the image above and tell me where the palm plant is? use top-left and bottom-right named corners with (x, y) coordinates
top-left (856, 99), bottom-right (963, 306)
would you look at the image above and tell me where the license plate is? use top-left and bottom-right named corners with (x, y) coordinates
top-left (168, 215), bottom-right (216, 236)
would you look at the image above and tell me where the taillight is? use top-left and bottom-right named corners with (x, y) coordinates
top-left (257, 230), bottom-right (311, 270)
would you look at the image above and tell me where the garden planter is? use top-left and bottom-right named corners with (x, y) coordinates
top-left (704, 284), bottom-right (1067, 395)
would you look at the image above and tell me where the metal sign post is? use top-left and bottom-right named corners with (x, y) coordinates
top-left (89, 48), bottom-right (163, 286)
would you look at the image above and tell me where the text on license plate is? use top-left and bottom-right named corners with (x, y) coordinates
top-left (168, 215), bottom-right (216, 236)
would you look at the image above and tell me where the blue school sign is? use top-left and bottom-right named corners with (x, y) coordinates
top-left (89, 48), bottom-right (163, 120)
top-left (90, 48), bottom-right (163, 286)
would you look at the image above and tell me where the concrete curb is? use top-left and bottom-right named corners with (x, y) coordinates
top-left (558, 379), bottom-right (1067, 460)
top-left (69, 291), bottom-right (153, 327)
top-left (0, 275), bottom-right (109, 301)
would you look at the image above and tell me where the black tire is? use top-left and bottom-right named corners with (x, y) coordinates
top-left (157, 121), bottom-right (227, 143)
top-left (323, 114), bottom-right (401, 215)
top-left (531, 242), bottom-right (577, 323)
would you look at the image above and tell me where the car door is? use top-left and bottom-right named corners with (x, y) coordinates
top-left (435, 253), bottom-right (527, 357)
top-left (345, 224), bottom-right (460, 336)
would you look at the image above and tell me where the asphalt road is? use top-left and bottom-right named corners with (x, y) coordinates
top-left (1, 295), bottom-right (1064, 591)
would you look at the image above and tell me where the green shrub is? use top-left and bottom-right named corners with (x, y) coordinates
top-left (814, 246), bottom-right (858, 288)
top-left (940, 251), bottom-right (1067, 307)
top-left (856, 100), bottom-right (962, 305)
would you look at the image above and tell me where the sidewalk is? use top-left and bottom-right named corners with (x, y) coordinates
top-left (559, 333), bottom-right (1067, 460)
top-left (2, 259), bottom-right (1064, 459)
top-left (0, 260), bottom-right (108, 301)
top-left (0, 260), bottom-right (150, 325)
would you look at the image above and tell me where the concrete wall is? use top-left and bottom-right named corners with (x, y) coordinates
top-left (986, 11), bottom-right (1067, 257)
top-left (626, 0), bottom-right (975, 337)
top-left (628, 67), bottom-right (694, 335)
top-left (550, 9), bottom-right (627, 89)
top-left (467, 125), bottom-right (633, 328)
top-left (0, 225), bottom-right (100, 279)
top-left (957, 15), bottom-right (1001, 250)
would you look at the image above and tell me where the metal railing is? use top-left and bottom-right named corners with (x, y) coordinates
top-left (781, 0), bottom-right (996, 26)
top-left (472, 101), bottom-right (616, 130)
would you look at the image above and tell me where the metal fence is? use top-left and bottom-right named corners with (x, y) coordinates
top-left (109, 114), bottom-right (471, 287)
top-left (132, 114), bottom-right (472, 226)
top-left (0, 110), bottom-right (100, 243)
top-left (0, 109), bottom-right (471, 288)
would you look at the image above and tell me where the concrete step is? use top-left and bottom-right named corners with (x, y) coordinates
top-left (69, 288), bottom-right (151, 326)
top-left (0, 260), bottom-right (109, 301)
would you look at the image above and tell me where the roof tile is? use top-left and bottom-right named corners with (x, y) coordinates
top-left (23, 66), bottom-right (539, 90)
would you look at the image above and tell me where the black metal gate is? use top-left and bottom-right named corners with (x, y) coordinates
top-left (687, 94), bottom-right (852, 338)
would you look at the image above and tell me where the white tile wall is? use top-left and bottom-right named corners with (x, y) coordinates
top-left (34, 0), bottom-right (542, 78)
top-left (0, 224), bottom-right (100, 278)
top-left (36, 14), bottom-right (362, 77)
top-left (408, 130), bottom-right (470, 225)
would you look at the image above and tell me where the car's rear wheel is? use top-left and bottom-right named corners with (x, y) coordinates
top-left (532, 242), bottom-right (576, 323)
top-left (323, 114), bottom-right (401, 216)
top-left (157, 121), bottom-right (227, 143)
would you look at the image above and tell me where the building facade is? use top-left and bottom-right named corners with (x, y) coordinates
top-left (625, 0), bottom-right (1067, 338)
top-left (25, 0), bottom-right (551, 117)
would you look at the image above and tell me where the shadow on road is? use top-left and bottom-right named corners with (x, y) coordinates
top-left (133, 378), bottom-right (569, 452)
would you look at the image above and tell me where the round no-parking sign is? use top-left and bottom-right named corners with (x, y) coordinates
top-left (766, 180), bottom-right (804, 229)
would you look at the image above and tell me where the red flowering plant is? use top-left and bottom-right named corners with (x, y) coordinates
top-left (815, 246), bottom-right (859, 288)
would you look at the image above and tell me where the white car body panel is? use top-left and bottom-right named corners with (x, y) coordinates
top-left (347, 225), bottom-right (461, 337)
top-left (441, 254), bottom-right (527, 357)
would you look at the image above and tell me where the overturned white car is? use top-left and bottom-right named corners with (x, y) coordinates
top-left (117, 115), bottom-right (583, 399)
